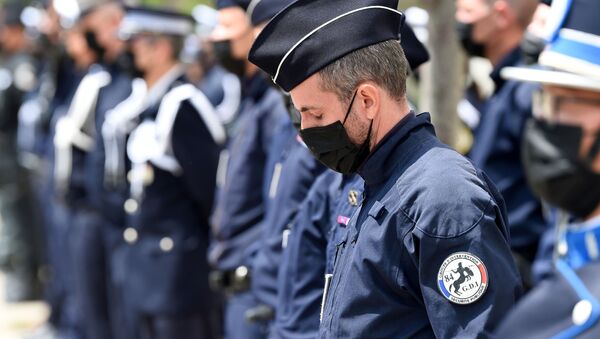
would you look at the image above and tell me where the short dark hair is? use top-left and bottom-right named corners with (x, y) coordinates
top-left (166, 35), bottom-right (185, 61)
top-left (318, 39), bottom-right (409, 104)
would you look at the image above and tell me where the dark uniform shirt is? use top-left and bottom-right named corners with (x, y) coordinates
top-left (251, 115), bottom-right (325, 310)
top-left (209, 72), bottom-right (287, 271)
top-left (272, 171), bottom-right (363, 339)
top-left (320, 112), bottom-right (523, 338)
top-left (468, 48), bottom-right (547, 258)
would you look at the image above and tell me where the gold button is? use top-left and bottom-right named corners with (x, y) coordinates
top-left (124, 199), bottom-right (138, 214)
top-left (159, 237), bottom-right (174, 252)
top-left (123, 228), bottom-right (138, 244)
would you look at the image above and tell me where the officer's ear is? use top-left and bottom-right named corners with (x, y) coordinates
top-left (356, 82), bottom-right (380, 121)
top-left (492, 0), bottom-right (517, 30)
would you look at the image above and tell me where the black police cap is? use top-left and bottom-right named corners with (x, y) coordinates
top-left (248, 0), bottom-right (407, 92)
top-left (399, 22), bottom-right (430, 72)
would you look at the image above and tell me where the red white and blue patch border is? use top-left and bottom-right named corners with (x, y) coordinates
top-left (437, 252), bottom-right (488, 305)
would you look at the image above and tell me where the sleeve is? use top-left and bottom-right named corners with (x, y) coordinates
top-left (172, 100), bottom-right (222, 219)
top-left (412, 199), bottom-right (524, 339)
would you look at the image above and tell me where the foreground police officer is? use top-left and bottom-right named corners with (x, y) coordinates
top-left (114, 7), bottom-right (225, 339)
top-left (494, 0), bottom-right (600, 336)
top-left (0, 1), bottom-right (42, 302)
top-left (250, 0), bottom-right (523, 337)
top-left (272, 19), bottom-right (431, 338)
top-left (456, 0), bottom-right (546, 287)
top-left (208, 0), bottom-right (287, 337)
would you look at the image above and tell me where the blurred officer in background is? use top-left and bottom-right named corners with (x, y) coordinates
top-left (494, 0), bottom-right (600, 336)
top-left (269, 18), bottom-right (431, 338)
top-left (456, 0), bottom-right (547, 288)
top-left (115, 7), bottom-right (225, 339)
top-left (184, 4), bottom-right (241, 130)
top-left (520, 0), bottom-right (552, 65)
top-left (0, 0), bottom-right (42, 303)
top-left (244, 0), bottom-right (326, 330)
top-left (55, 2), bottom-right (134, 339)
top-left (250, 0), bottom-right (523, 336)
top-left (207, 0), bottom-right (287, 338)
top-left (37, 0), bottom-right (106, 337)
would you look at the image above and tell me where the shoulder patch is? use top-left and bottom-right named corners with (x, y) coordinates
top-left (437, 252), bottom-right (488, 305)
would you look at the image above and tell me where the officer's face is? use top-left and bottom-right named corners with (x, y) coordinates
top-left (539, 85), bottom-right (600, 172)
top-left (455, 0), bottom-right (496, 44)
top-left (211, 7), bottom-right (254, 60)
top-left (290, 73), bottom-right (373, 146)
top-left (130, 34), bottom-right (161, 71)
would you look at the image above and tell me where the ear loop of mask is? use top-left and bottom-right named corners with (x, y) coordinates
top-left (342, 90), bottom-right (359, 126)
top-left (341, 90), bottom-right (373, 148)
top-left (585, 133), bottom-right (600, 165)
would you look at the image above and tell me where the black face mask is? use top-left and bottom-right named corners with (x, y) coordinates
top-left (520, 31), bottom-right (547, 65)
top-left (299, 92), bottom-right (373, 174)
top-left (213, 40), bottom-right (245, 79)
top-left (456, 21), bottom-right (486, 57)
top-left (522, 119), bottom-right (600, 219)
top-left (84, 30), bottom-right (106, 62)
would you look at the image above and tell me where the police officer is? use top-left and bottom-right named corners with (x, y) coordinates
top-left (185, 4), bottom-right (241, 130)
top-left (493, 0), bottom-right (600, 336)
top-left (244, 0), bottom-right (326, 329)
top-left (249, 0), bottom-right (523, 337)
top-left (114, 7), bottom-right (225, 339)
top-left (0, 0), bottom-right (42, 302)
top-left (271, 20), bottom-right (431, 338)
top-left (207, 1), bottom-right (288, 338)
top-left (456, 0), bottom-right (547, 287)
top-left (62, 3), bottom-right (134, 339)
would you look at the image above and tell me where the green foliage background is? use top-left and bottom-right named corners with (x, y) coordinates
top-left (139, 0), bottom-right (214, 13)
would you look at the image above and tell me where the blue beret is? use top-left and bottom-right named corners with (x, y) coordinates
top-left (248, 0), bottom-right (405, 92)
top-left (247, 0), bottom-right (296, 26)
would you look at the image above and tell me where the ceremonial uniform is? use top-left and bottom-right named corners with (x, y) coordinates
top-left (111, 8), bottom-right (226, 338)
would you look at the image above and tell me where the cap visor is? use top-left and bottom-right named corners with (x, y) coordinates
top-left (501, 66), bottom-right (600, 92)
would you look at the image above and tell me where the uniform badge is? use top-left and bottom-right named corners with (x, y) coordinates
top-left (348, 190), bottom-right (359, 206)
top-left (437, 252), bottom-right (488, 305)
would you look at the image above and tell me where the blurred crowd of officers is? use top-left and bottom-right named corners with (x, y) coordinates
top-left (0, 0), bottom-right (599, 338)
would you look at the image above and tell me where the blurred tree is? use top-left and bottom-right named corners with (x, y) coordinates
top-left (419, 0), bottom-right (462, 148)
